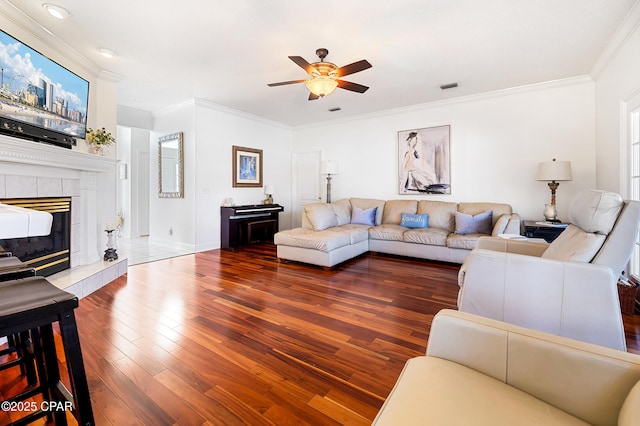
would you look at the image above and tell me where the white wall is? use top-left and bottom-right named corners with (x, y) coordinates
top-left (292, 77), bottom-right (596, 222)
top-left (193, 100), bottom-right (293, 251)
top-left (147, 99), bottom-right (293, 251)
top-left (594, 4), bottom-right (640, 196)
top-left (150, 102), bottom-right (196, 250)
top-left (116, 126), bottom-right (132, 236)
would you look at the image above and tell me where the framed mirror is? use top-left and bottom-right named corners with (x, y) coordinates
top-left (158, 132), bottom-right (184, 198)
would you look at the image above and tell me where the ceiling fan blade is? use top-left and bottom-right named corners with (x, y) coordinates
top-left (337, 80), bottom-right (369, 93)
top-left (289, 56), bottom-right (316, 75)
top-left (336, 60), bottom-right (372, 77)
top-left (267, 79), bottom-right (307, 87)
top-left (308, 93), bottom-right (320, 101)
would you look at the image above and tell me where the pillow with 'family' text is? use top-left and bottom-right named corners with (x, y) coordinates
top-left (400, 213), bottom-right (429, 229)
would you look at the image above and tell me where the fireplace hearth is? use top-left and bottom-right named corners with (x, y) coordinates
top-left (0, 197), bottom-right (71, 276)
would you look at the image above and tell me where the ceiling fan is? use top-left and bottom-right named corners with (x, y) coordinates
top-left (268, 48), bottom-right (372, 100)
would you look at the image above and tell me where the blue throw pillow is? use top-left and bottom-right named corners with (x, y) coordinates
top-left (455, 210), bottom-right (493, 235)
top-left (351, 206), bottom-right (377, 226)
top-left (400, 213), bottom-right (429, 229)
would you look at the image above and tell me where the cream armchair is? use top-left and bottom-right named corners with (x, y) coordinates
top-left (373, 310), bottom-right (640, 426)
top-left (457, 190), bottom-right (640, 351)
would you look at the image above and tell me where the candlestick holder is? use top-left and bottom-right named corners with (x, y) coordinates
top-left (104, 229), bottom-right (118, 261)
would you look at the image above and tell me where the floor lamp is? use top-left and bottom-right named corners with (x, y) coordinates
top-left (321, 161), bottom-right (339, 203)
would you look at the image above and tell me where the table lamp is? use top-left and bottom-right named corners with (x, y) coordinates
top-left (264, 185), bottom-right (274, 205)
top-left (535, 158), bottom-right (572, 222)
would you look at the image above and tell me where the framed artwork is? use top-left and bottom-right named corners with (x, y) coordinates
top-left (398, 125), bottom-right (451, 194)
top-left (232, 145), bottom-right (263, 187)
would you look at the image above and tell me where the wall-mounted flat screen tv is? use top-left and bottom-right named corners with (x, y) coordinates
top-left (0, 29), bottom-right (89, 147)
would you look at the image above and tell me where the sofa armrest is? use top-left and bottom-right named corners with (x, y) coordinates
top-left (457, 237), bottom-right (549, 291)
top-left (457, 249), bottom-right (626, 350)
top-left (476, 236), bottom-right (549, 256)
top-left (491, 213), bottom-right (521, 235)
top-left (425, 310), bottom-right (640, 426)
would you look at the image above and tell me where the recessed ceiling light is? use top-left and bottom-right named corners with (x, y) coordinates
top-left (42, 3), bottom-right (71, 19)
top-left (98, 48), bottom-right (117, 58)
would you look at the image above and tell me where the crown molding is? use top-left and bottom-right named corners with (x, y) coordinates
top-left (153, 98), bottom-right (291, 130)
top-left (192, 98), bottom-right (291, 130)
top-left (153, 99), bottom-right (196, 118)
top-left (590, 0), bottom-right (640, 79)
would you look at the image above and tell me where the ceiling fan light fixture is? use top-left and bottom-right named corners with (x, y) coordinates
top-left (42, 3), bottom-right (71, 19)
top-left (306, 76), bottom-right (338, 97)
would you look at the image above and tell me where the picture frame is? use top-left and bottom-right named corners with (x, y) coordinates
top-left (232, 145), bottom-right (263, 188)
top-left (398, 125), bottom-right (451, 194)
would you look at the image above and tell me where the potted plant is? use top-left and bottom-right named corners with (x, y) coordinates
top-left (86, 127), bottom-right (115, 155)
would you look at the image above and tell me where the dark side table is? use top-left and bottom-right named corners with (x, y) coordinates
top-left (522, 220), bottom-right (568, 243)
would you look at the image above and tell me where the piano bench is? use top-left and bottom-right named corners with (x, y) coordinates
top-left (247, 219), bottom-right (277, 244)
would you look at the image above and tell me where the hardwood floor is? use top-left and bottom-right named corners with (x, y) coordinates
top-left (1, 244), bottom-right (639, 425)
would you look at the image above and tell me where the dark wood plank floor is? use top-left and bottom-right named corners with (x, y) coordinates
top-left (1, 244), bottom-right (639, 425)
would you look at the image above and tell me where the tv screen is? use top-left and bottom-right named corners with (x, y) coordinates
top-left (0, 29), bottom-right (89, 142)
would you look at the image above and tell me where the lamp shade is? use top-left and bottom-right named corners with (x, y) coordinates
top-left (535, 159), bottom-right (572, 181)
top-left (320, 160), bottom-right (339, 175)
top-left (264, 185), bottom-right (274, 195)
top-left (306, 77), bottom-right (338, 97)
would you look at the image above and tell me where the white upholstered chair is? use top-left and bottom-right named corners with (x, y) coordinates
top-left (457, 190), bottom-right (640, 351)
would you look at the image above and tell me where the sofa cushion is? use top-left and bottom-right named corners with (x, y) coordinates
top-left (541, 224), bottom-right (606, 262)
top-left (455, 210), bottom-right (493, 235)
top-left (351, 206), bottom-right (377, 226)
top-left (400, 213), bottom-right (429, 229)
top-left (274, 228), bottom-right (350, 252)
top-left (383, 200), bottom-right (418, 224)
top-left (369, 224), bottom-right (406, 242)
top-left (568, 190), bottom-right (623, 235)
top-left (331, 199), bottom-right (352, 225)
top-left (332, 224), bottom-right (370, 244)
top-left (417, 201), bottom-right (457, 233)
top-left (447, 233), bottom-right (483, 250)
top-left (351, 198), bottom-right (386, 225)
top-left (304, 203), bottom-right (338, 231)
top-left (404, 227), bottom-right (448, 246)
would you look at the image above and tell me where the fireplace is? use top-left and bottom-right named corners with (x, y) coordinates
top-left (0, 197), bottom-right (71, 276)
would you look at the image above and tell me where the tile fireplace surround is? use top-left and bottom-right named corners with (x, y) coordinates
top-left (0, 134), bottom-right (127, 298)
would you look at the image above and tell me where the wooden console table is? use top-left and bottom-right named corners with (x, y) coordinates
top-left (220, 204), bottom-right (284, 249)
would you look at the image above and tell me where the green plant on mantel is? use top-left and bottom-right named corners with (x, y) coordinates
top-left (86, 127), bottom-right (116, 146)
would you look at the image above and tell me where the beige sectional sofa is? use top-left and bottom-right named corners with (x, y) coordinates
top-left (373, 309), bottom-right (640, 426)
top-left (274, 197), bottom-right (520, 267)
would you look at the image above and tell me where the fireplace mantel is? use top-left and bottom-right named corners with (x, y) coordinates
top-left (0, 134), bottom-right (118, 171)
top-left (0, 134), bottom-right (126, 298)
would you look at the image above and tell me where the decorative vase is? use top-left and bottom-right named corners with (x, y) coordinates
top-left (92, 145), bottom-right (104, 156)
top-left (543, 203), bottom-right (558, 222)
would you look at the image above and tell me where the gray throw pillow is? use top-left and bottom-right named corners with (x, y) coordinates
top-left (455, 210), bottom-right (493, 235)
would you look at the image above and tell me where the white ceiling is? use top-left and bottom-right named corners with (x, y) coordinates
top-left (3, 0), bottom-right (637, 126)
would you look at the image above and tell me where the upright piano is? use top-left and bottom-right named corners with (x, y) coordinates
top-left (220, 204), bottom-right (284, 249)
